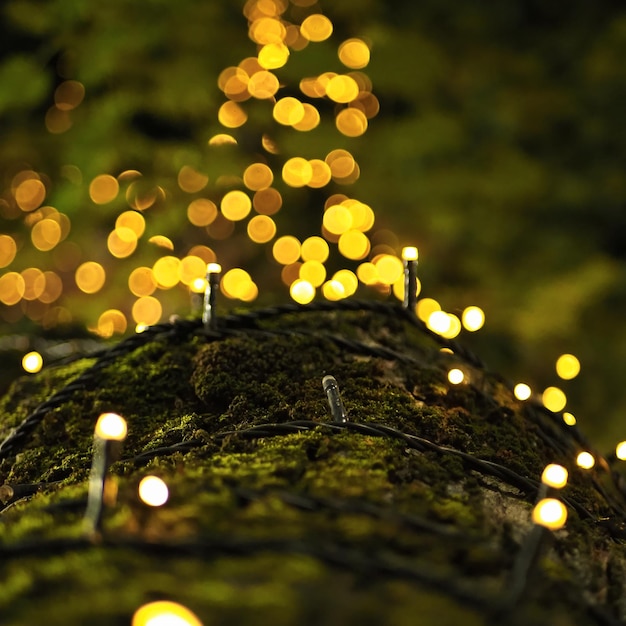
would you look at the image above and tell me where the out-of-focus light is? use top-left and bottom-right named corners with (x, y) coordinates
top-left (616, 441), bottom-right (626, 461)
top-left (132, 296), bottom-right (162, 325)
top-left (273, 97), bottom-right (305, 125)
top-left (0, 235), bottom-right (17, 268)
top-left (576, 451), bottom-right (595, 470)
top-left (299, 260), bottom-right (326, 287)
top-left (542, 387), bottom-right (567, 413)
top-left (75, 262), bottom-right (106, 294)
top-left (89, 174), bottom-right (119, 205)
top-left (541, 464), bottom-right (568, 489)
top-left (532, 498), bottom-right (567, 530)
top-left (301, 236), bottom-right (329, 263)
top-left (300, 14), bottom-right (333, 42)
top-left (514, 383), bottom-right (532, 401)
top-left (138, 476), bottom-right (169, 507)
top-left (272, 236), bottom-right (301, 265)
top-left (401, 246), bottom-right (418, 261)
top-left (338, 230), bottom-right (370, 260)
top-left (282, 157), bottom-right (313, 187)
top-left (322, 280), bottom-right (346, 301)
top-left (332, 270), bottom-right (358, 297)
top-left (95, 412), bottom-right (127, 441)
top-left (247, 215), bottom-right (276, 243)
top-left (562, 412), bottom-right (577, 426)
top-left (290, 279), bottom-right (315, 304)
top-left (415, 298), bottom-right (441, 323)
top-left (556, 354), bottom-right (581, 380)
top-left (131, 601), bottom-right (203, 626)
top-left (335, 108), bottom-right (368, 137)
top-left (462, 306), bottom-right (485, 332)
top-left (22, 351), bottom-right (43, 373)
top-left (427, 310), bottom-right (451, 335)
top-left (448, 368), bottom-right (464, 385)
top-left (338, 38), bottom-right (370, 69)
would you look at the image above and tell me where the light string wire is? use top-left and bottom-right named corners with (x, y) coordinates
top-left (0, 300), bottom-right (625, 622)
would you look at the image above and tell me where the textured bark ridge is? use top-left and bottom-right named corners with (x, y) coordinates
top-left (1, 301), bottom-right (625, 625)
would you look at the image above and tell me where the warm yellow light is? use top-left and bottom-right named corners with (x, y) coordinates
top-left (191, 278), bottom-right (206, 294)
top-left (392, 275), bottom-right (421, 303)
top-left (338, 38), bottom-right (370, 69)
top-left (95, 413), bottom-right (127, 441)
top-left (374, 255), bottom-right (403, 285)
top-left (247, 215), bottom-right (277, 243)
top-left (323, 205), bottom-right (353, 235)
top-left (462, 306), bottom-right (485, 332)
top-left (542, 386), bottom-right (567, 413)
top-left (221, 268), bottom-right (253, 300)
top-left (338, 230), bottom-right (370, 260)
top-left (556, 354), bottom-right (581, 380)
top-left (356, 262), bottom-right (379, 285)
top-left (258, 42), bottom-right (289, 69)
top-left (616, 441), bottom-right (626, 461)
top-left (0, 235), bottom-right (17, 268)
top-left (441, 314), bottom-right (461, 339)
top-left (322, 280), bottom-right (346, 301)
top-left (247, 70), bottom-right (280, 99)
top-left (335, 108), bottom-right (368, 137)
top-left (0, 272), bottom-right (25, 305)
top-left (299, 260), bottom-right (326, 287)
top-left (273, 97), bottom-right (305, 126)
top-left (427, 310), bottom-right (451, 335)
top-left (148, 235), bottom-right (174, 250)
top-left (332, 270), bottom-right (358, 297)
top-left (293, 104), bottom-right (320, 132)
top-left (300, 14), bottom-right (333, 42)
top-left (243, 163), bottom-right (274, 191)
top-left (448, 368), bottom-right (464, 385)
top-left (326, 75), bottom-right (359, 103)
top-left (89, 174), bottom-right (119, 205)
top-left (307, 159), bottom-right (332, 188)
top-left (22, 351), bottom-right (43, 373)
top-left (221, 190), bottom-right (252, 221)
top-left (290, 279), bottom-right (315, 304)
top-left (116, 210), bottom-right (146, 237)
top-left (75, 262), bottom-right (106, 294)
top-left (207, 263), bottom-right (222, 274)
top-left (562, 412), bottom-right (577, 426)
top-left (153, 256), bottom-right (181, 289)
top-left (132, 296), bottom-right (162, 325)
top-left (218, 101), bottom-right (248, 128)
top-left (415, 298), bottom-right (441, 322)
top-left (178, 256), bottom-right (207, 286)
top-left (131, 601), bottom-right (202, 626)
top-left (177, 165), bottom-right (208, 193)
top-left (514, 383), bottom-right (532, 401)
top-left (138, 476), bottom-right (169, 507)
top-left (272, 235), bottom-right (301, 265)
top-left (128, 267), bottom-right (157, 297)
top-left (31, 218), bottom-right (62, 251)
top-left (282, 157), bottom-right (313, 187)
top-left (541, 464), bottom-right (568, 489)
top-left (107, 227), bottom-right (138, 259)
top-left (253, 187), bottom-right (283, 215)
top-left (576, 451), bottom-right (595, 470)
top-left (301, 236), bottom-right (329, 263)
top-left (402, 246), bottom-right (418, 261)
top-left (532, 498), bottom-right (567, 530)
top-left (21, 267), bottom-right (45, 301)
top-left (97, 309), bottom-right (127, 338)
top-left (208, 133), bottom-right (238, 146)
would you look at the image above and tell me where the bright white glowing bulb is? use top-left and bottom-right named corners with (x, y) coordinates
top-left (190, 277), bottom-right (206, 293)
top-left (513, 383), bottom-right (532, 401)
top-left (541, 464), bottom-right (568, 489)
top-left (290, 279), bottom-right (315, 304)
top-left (576, 451), bottom-right (595, 470)
top-left (22, 351), bottom-right (43, 373)
top-left (461, 306), bottom-right (485, 332)
top-left (562, 412), bottom-right (576, 426)
top-left (532, 498), bottom-right (567, 530)
top-left (138, 476), bottom-right (169, 507)
top-left (447, 368), bottom-right (464, 385)
top-left (95, 412), bottom-right (127, 441)
top-left (427, 310), bottom-right (451, 334)
top-left (401, 246), bottom-right (418, 261)
top-left (616, 441), bottom-right (626, 461)
top-left (207, 262), bottom-right (222, 274)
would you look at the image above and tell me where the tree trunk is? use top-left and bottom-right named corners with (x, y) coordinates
top-left (1, 301), bottom-right (625, 625)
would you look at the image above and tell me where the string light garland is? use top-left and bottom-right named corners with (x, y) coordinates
top-left (84, 412), bottom-right (127, 537)
top-left (202, 263), bottom-right (221, 330)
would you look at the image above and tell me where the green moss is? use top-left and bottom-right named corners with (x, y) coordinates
top-left (0, 307), bottom-right (623, 624)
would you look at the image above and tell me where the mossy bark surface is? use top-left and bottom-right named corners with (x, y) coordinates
top-left (1, 304), bottom-right (625, 625)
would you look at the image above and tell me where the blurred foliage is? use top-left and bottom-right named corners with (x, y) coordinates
top-left (1, 0), bottom-right (626, 446)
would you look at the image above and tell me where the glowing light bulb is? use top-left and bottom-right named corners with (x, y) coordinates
top-left (131, 601), bottom-right (203, 626)
top-left (542, 386), bottom-right (567, 413)
top-left (290, 279), bottom-right (315, 304)
top-left (513, 383), bottom-right (532, 401)
top-left (532, 498), bottom-right (568, 530)
top-left (427, 310), bottom-right (451, 335)
top-left (138, 476), bottom-right (169, 507)
top-left (401, 246), bottom-right (418, 261)
top-left (576, 451), bottom-right (595, 470)
top-left (462, 306), bottom-right (485, 332)
top-left (22, 351), bottom-right (43, 373)
top-left (447, 368), bottom-right (464, 385)
top-left (562, 412), bottom-right (576, 426)
top-left (95, 413), bottom-right (128, 441)
top-left (541, 464), bottom-right (568, 489)
top-left (556, 353), bottom-right (580, 380)
top-left (616, 441), bottom-right (626, 461)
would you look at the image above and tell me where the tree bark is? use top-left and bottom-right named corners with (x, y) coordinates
top-left (1, 302), bottom-right (625, 625)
